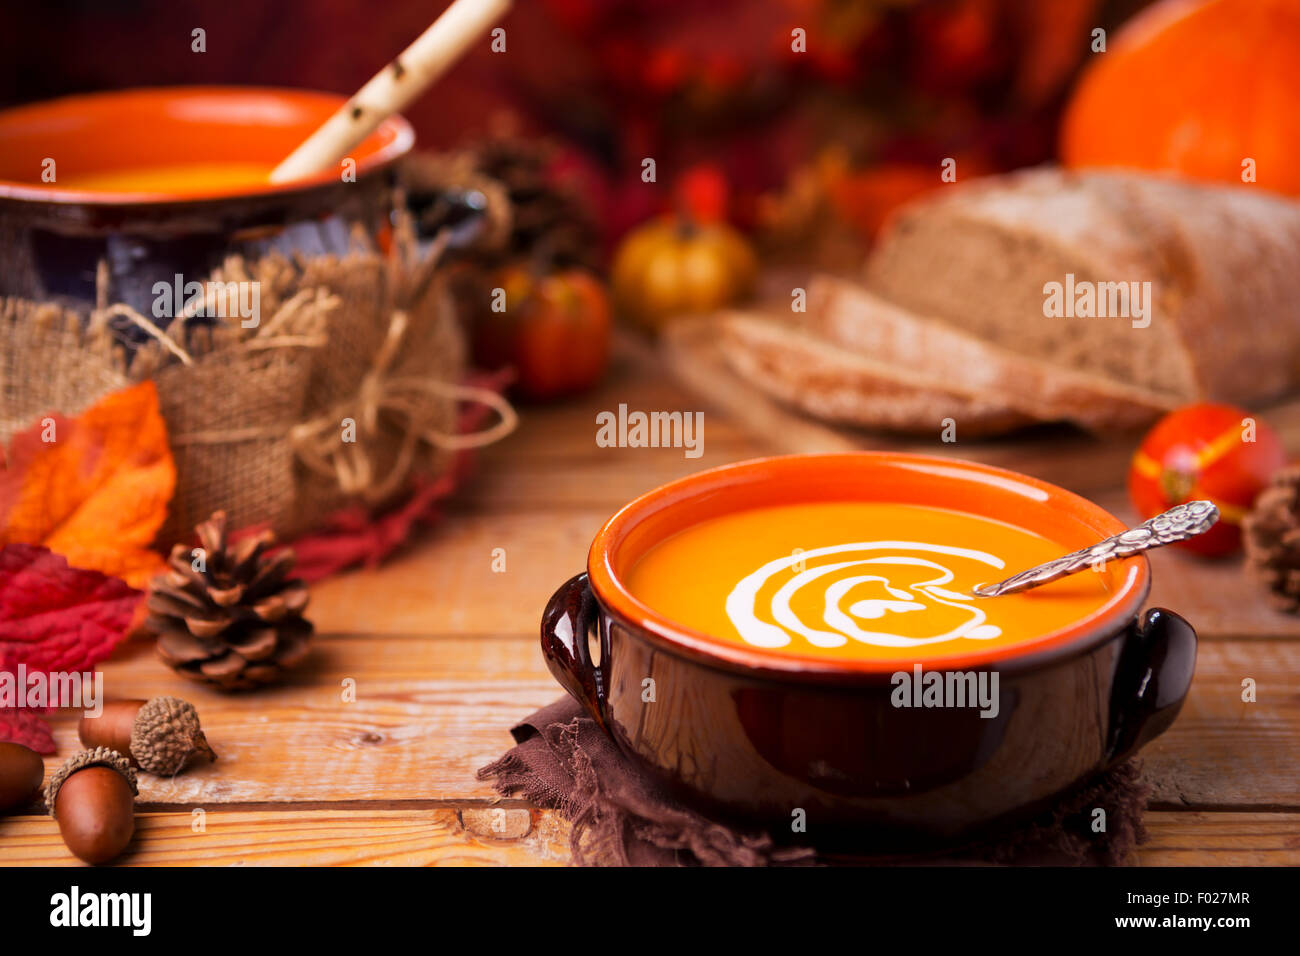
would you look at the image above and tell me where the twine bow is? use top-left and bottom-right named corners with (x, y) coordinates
top-left (288, 305), bottom-right (517, 503)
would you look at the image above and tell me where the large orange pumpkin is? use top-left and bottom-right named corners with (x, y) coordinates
top-left (1060, 0), bottom-right (1300, 196)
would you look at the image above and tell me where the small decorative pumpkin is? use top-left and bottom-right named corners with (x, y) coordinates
top-left (611, 167), bottom-right (757, 331)
top-left (473, 264), bottom-right (612, 401)
top-left (1128, 403), bottom-right (1286, 556)
top-left (1061, 0), bottom-right (1300, 196)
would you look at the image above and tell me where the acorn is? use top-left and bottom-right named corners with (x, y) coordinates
top-left (0, 741), bottom-right (44, 813)
top-left (45, 748), bottom-right (137, 864)
top-left (78, 697), bottom-right (216, 775)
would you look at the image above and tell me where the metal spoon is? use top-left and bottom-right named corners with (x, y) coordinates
top-left (972, 500), bottom-right (1219, 598)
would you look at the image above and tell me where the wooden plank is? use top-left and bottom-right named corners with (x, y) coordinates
top-left (5, 807), bottom-right (1292, 866)
top-left (463, 352), bottom-right (768, 512)
top-left (486, 333), bottom-right (763, 464)
top-left (1144, 640), bottom-right (1300, 809)
top-left (1136, 812), bottom-right (1300, 866)
top-left (0, 809), bottom-right (568, 867)
top-left (461, 454), bottom-right (743, 513)
top-left (37, 634), bottom-right (553, 807)
top-left (309, 509), bottom-right (605, 636)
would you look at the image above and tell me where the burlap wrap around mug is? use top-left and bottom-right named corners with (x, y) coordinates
top-left (0, 225), bottom-right (515, 542)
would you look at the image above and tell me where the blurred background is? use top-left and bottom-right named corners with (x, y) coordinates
top-left (0, 0), bottom-right (1155, 257)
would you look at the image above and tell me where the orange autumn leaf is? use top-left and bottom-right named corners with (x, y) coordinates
top-left (0, 381), bottom-right (175, 587)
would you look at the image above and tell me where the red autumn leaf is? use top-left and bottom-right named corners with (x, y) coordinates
top-left (0, 705), bottom-right (56, 753)
top-left (0, 544), bottom-right (139, 752)
top-left (0, 543), bottom-right (140, 673)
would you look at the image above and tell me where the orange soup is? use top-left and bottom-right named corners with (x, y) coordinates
top-left (53, 162), bottom-right (274, 193)
top-left (624, 501), bottom-right (1122, 662)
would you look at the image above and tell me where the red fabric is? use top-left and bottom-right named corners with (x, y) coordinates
top-left (287, 466), bottom-right (464, 583)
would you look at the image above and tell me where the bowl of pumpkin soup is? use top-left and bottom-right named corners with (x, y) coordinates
top-left (541, 452), bottom-right (1197, 840)
top-left (0, 86), bottom-right (414, 315)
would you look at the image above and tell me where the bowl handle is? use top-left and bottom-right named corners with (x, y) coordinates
top-left (540, 573), bottom-right (609, 731)
top-left (1106, 607), bottom-right (1198, 766)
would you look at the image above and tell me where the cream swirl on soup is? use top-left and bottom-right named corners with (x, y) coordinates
top-left (624, 502), bottom-right (1121, 663)
top-left (725, 542), bottom-right (1005, 649)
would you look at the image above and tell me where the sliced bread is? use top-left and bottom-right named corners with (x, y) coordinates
top-left (716, 312), bottom-right (1036, 437)
top-left (805, 275), bottom-right (1179, 432)
top-left (865, 168), bottom-right (1300, 405)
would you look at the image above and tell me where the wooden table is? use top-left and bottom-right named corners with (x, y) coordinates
top-left (3, 336), bottom-right (1297, 866)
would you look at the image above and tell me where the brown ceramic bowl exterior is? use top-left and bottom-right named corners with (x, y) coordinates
top-left (541, 453), bottom-right (1197, 841)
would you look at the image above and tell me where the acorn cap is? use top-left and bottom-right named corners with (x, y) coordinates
top-left (130, 696), bottom-right (216, 775)
top-left (45, 748), bottom-right (137, 818)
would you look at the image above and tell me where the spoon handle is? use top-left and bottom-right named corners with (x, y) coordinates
top-left (973, 500), bottom-right (1219, 598)
top-left (271, 0), bottom-right (512, 183)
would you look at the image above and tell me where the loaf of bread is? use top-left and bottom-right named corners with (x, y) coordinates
top-left (865, 168), bottom-right (1300, 405)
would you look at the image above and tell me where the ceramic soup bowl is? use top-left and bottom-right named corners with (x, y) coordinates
top-left (0, 86), bottom-right (415, 316)
top-left (541, 453), bottom-right (1196, 841)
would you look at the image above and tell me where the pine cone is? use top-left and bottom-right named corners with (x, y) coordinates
top-left (145, 511), bottom-right (313, 690)
top-left (474, 137), bottom-right (599, 268)
top-left (1243, 464), bottom-right (1300, 614)
top-left (408, 138), bottom-right (600, 270)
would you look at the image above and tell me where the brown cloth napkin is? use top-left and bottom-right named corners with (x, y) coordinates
top-left (477, 698), bottom-right (1151, 867)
